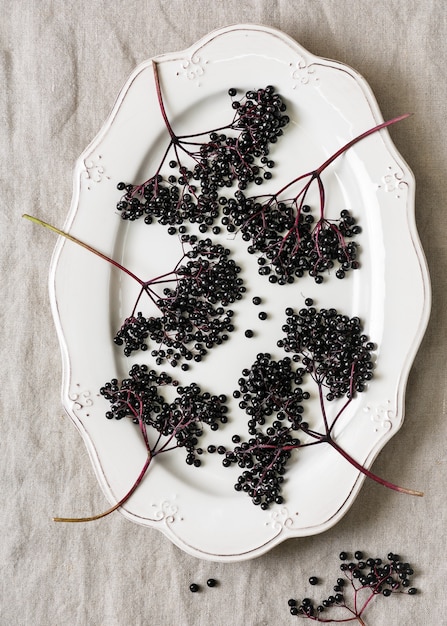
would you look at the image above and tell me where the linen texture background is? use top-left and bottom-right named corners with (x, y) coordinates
top-left (1, 1), bottom-right (446, 624)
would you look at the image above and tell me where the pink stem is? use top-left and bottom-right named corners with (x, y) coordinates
top-left (272, 114), bottom-right (412, 201)
top-left (316, 114), bottom-right (411, 176)
top-left (23, 215), bottom-right (145, 285)
top-left (327, 437), bottom-right (423, 496)
top-left (53, 451), bottom-right (153, 522)
top-left (152, 61), bottom-right (177, 141)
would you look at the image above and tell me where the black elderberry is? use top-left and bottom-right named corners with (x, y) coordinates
top-left (189, 583), bottom-right (199, 593)
top-left (222, 307), bottom-right (378, 510)
top-left (224, 187), bottom-right (361, 285)
top-left (207, 578), bottom-right (217, 587)
top-left (290, 606), bottom-right (299, 616)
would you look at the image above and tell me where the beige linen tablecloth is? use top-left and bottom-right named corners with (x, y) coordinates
top-left (2, 1), bottom-right (445, 624)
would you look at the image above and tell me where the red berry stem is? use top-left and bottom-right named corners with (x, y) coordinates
top-left (53, 451), bottom-right (153, 523)
top-left (152, 60), bottom-right (177, 142)
top-left (53, 390), bottom-right (154, 523)
top-left (23, 214), bottom-right (145, 285)
top-left (22, 214), bottom-right (186, 318)
top-left (291, 373), bottom-right (423, 497)
top-left (276, 113), bottom-right (412, 201)
top-left (314, 372), bottom-right (423, 497)
top-left (316, 114), bottom-right (412, 175)
top-left (325, 435), bottom-right (423, 497)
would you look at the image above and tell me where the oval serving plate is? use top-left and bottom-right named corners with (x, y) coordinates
top-left (49, 24), bottom-right (430, 561)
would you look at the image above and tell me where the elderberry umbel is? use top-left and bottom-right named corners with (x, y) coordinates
top-left (116, 69), bottom-right (289, 230)
top-left (219, 116), bottom-right (410, 286)
top-left (113, 235), bottom-right (244, 364)
top-left (223, 302), bottom-right (421, 506)
top-left (51, 365), bottom-right (229, 522)
top-left (223, 193), bottom-right (360, 284)
top-left (288, 550), bottom-right (418, 623)
top-left (224, 356), bottom-right (304, 506)
top-left (100, 364), bottom-right (228, 467)
top-left (223, 353), bottom-right (306, 508)
top-left (279, 305), bottom-right (375, 399)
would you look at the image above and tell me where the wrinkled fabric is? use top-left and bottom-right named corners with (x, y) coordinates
top-left (1, 1), bottom-right (446, 624)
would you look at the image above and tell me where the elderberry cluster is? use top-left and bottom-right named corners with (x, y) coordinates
top-left (100, 365), bottom-right (228, 466)
top-left (234, 354), bottom-right (307, 431)
top-left (280, 302), bottom-right (375, 399)
top-left (223, 354), bottom-right (306, 508)
top-left (116, 86), bottom-right (289, 229)
top-left (288, 551), bottom-right (417, 621)
top-left (101, 365), bottom-right (172, 425)
top-left (223, 194), bottom-right (360, 284)
top-left (223, 303), bottom-right (376, 508)
top-left (226, 429), bottom-right (294, 508)
top-left (113, 237), bottom-right (244, 364)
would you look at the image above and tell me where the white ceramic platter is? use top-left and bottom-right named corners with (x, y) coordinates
top-left (50, 24), bottom-right (430, 561)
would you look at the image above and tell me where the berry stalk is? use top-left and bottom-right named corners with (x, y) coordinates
top-left (22, 214), bottom-right (144, 285)
top-left (50, 366), bottom-right (229, 522)
top-left (53, 451), bottom-right (153, 522)
top-left (321, 436), bottom-right (423, 497)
